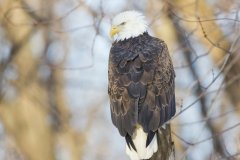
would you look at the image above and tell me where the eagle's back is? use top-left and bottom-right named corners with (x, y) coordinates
top-left (108, 32), bottom-right (175, 136)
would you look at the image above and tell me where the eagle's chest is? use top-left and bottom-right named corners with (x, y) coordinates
top-left (111, 44), bottom-right (158, 72)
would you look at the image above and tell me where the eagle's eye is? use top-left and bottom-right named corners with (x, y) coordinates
top-left (120, 22), bottom-right (126, 25)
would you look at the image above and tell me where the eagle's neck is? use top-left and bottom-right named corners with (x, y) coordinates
top-left (114, 32), bottom-right (149, 44)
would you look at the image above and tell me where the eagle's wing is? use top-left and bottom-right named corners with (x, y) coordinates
top-left (138, 41), bottom-right (176, 132)
top-left (108, 38), bottom-right (175, 136)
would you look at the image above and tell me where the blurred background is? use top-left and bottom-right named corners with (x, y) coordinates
top-left (0, 0), bottom-right (240, 160)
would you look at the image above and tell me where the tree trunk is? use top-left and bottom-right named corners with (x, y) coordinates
top-left (149, 124), bottom-right (175, 160)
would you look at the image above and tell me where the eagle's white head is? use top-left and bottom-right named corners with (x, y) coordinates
top-left (110, 11), bottom-right (148, 41)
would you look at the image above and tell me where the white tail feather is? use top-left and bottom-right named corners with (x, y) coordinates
top-left (126, 127), bottom-right (158, 160)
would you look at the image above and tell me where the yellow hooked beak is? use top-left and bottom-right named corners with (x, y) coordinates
top-left (110, 26), bottom-right (121, 38)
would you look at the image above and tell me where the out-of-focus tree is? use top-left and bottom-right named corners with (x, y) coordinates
top-left (0, 0), bottom-right (88, 160)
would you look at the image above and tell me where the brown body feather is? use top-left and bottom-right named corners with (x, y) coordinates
top-left (108, 32), bottom-right (175, 137)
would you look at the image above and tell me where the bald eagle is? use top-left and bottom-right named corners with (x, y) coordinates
top-left (108, 11), bottom-right (175, 160)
